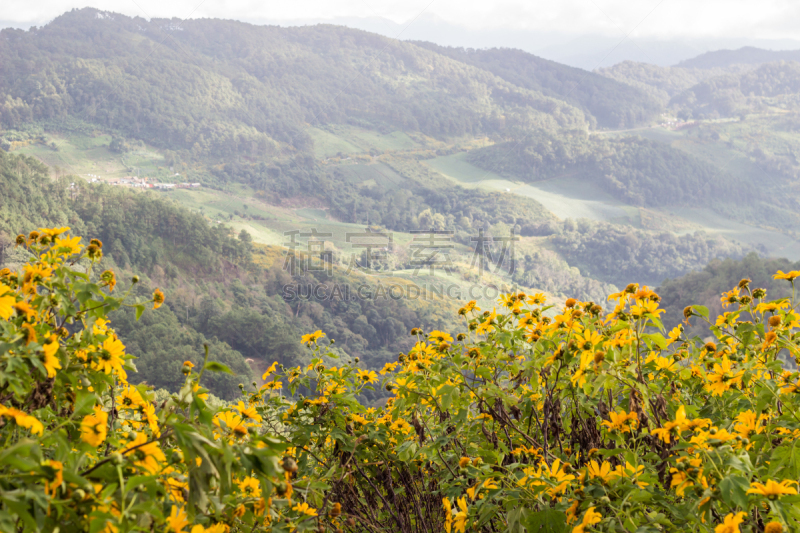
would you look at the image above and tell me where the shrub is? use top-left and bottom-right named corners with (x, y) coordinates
top-left (265, 283), bottom-right (800, 532)
top-left (4, 227), bottom-right (800, 532)
top-left (0, 228), bottom-right (306, 532)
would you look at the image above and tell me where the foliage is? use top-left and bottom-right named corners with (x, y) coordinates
top-left (658, 252), bottom-right (800, 337)
top-left (465, 134), bottom-right (752, 207)
top-left (551, 221), bottom-right (747, 287)
top-left (670, 61), bottom-right (800, 119)
top-left (597, 61), bottom-right (751, 105)
top-left (0, 228), bottom-right (304, 531)
top-left (417, 44), bottom-right (661, 129)
top-left (260, 275), bottom-right (800, 533)
top-left (0, 8), bottom-right (587, 161)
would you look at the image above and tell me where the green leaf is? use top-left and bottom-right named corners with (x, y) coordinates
top-left (691, 305), bottom-right (709, 319)
top-left (522, 509), bottom-right (567, 532)
top-left (204, 361), bottom-right (233, 374)
top-left (719, 475), bottom-right (749, 509)
top-left (135, 304), bottom-right (145, 321)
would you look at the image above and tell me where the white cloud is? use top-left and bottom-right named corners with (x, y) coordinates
top-left (3, 0), bottom-right (800, 40)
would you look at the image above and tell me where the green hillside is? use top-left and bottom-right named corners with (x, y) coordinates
top-left (413, 43), bottom-right (661, 128)
top-left (0, 8), bottom-right (588, 159)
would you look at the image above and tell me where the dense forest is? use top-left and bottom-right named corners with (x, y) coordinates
top-left (669, 61), bottom-right (800, 118)
top-left (413, 43), bottom-right (660, 129)
top-left (551, 220), bottom-right (747, 286)
top-left (0, 150), bottom-right (454, 399)
top-left (0, 8), bottom-right (594, 160)
top-left (465, 134), bottom-right (752, 207)
top-left (658, 252), bottom-right (800, 336)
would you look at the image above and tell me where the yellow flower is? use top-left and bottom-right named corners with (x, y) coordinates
top-left (458, 457), bottom-right (471, 468)
top-left (42, 338), bottom-right (62, 378)
top-left (715, 512), bottom-right (746, 533)
top-left (733, 410), bottom-right (766, 439)
top-left (238, 476), bottom-right (262, 498)
top-left (601, 410), bottom-right (638, 434)
top-left (0, 283), bottom-right (15, 320)
top-left (705, 356), bottom-right (744, 396)
top-left (570, 352), bottom-right (594, 388)
top-left (167, 505), bottom-right (190, 533)
top-left (630, 299), bottom-right (664, 318)
top-left (443, 498), bottom-right (453, 532)
top-left (95, 336), bottom-right (127, 379)
top-left (213, 410), bottom-right (246, 438)
top-left (121, 431), bottom-right (166, 474)
top-left (118, 386), bottom-right (145, 409)
top-left (0, 405), bottom-right (44, 435)
top-left (527, 293), bottom-right (546, 305)
top-left (453, 497), bottom-right (468, 533)
top-left (14, 301), bottom-right (37, 321)
top-left (292, 501), bottom-right (318, 516)
top-left (152, 288), bottom-right (165, 309)
top-left (774, 270), bottom-right (800, 281)
top-left (666, 326), bottom-right (682, 346)
top-left (586, 460), bottom-right (614, 483)
top-left (572, 507), bottom-right (602, 533)
top-left (610, 462), bottom-right (649, 488)
top-left (428, 330), bottom-right (453, 343)
top-left (357, 369), bottom-right (378, 384)
top-left (236, 401), bottom-right (262, 423)
top-left (746, 479), bottom-right (798, 499)
top-left (80, 407), bottom-right (109, 447)
top-left (38, 227), bottom-right (70, 238)
top-left (764, 522), bottom-right (783, 533)
top-left (54, 234), bottom-right (83, 256)
top-left (476, 321), bottom-right (494, 335)
top-left (261, 362), bottom-right (278, 380)
top-left (41, 459), bottom-right (63, 497)
top-left (301, 330), bottom-right (325, 345)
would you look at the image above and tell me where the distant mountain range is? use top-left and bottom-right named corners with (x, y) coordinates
top-left (677, 46), bottom-right (800, 69)
top-left (245, 15), bottom-right (800, 69)
top-left (5, 11), bottom-right (800, 70)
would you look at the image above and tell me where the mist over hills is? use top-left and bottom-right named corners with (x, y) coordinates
top-left (3, 7), bottom-right (800, 391)
top-left (677, 46), bottom-right (800, 69)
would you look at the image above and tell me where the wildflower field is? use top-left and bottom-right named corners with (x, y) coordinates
top-left (1, 228), bottom-right (800, 533)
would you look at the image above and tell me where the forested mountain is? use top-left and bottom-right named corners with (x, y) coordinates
top-left (658, 252), bottom-right (800, 337)
top-left (4, 8), bottom-right (798, 398)
top-left (677, 46), bottom-right (800, 69)
top-left (413, 43), bottom-right (661, 129)
top-left (596, 61), bottom-right (754, 105)
top-left (0, 8), bottom-right (593, 160)
top-left (0, 150), bottom-right (452, 399)
top-left (464, 134), bottom-right (751, 206)
top-left (669, 61), bottom-right (800, 118)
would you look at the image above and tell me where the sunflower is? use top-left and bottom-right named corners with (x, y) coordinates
top-left (746, 479), bottom-right (798, 499)
top-left (715, 512), bottom-right (746, 533)
top-left (237, 476), bottom-right (262, 498)
top-left (41, 459), bottom-right (64, 497)
top-left (42, 337), bottom-right (62, 378)
top-left (94, 336), bottom-right (127, 378)
top-left (301, 330), bottom-right (325, 345)
top-left (357, 369), bottom-right (378, 384)
top-left (122, 432), bottom-right (166, 474)
top-left (0, 405), bottom-right (44, 436)
top-left (80, 408), bottom-right (109, 447)
top-left (0, 284), bottom-right (15, 320)
top-left (572, 507), bottom-right (602, 533)
top-left (166, 505), bottom-right (190, 533)
top-left (152, 288), bottom-right (165, 309)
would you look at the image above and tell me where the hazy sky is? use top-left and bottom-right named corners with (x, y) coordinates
top-left (4, 0), bottom-right (800, 40)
